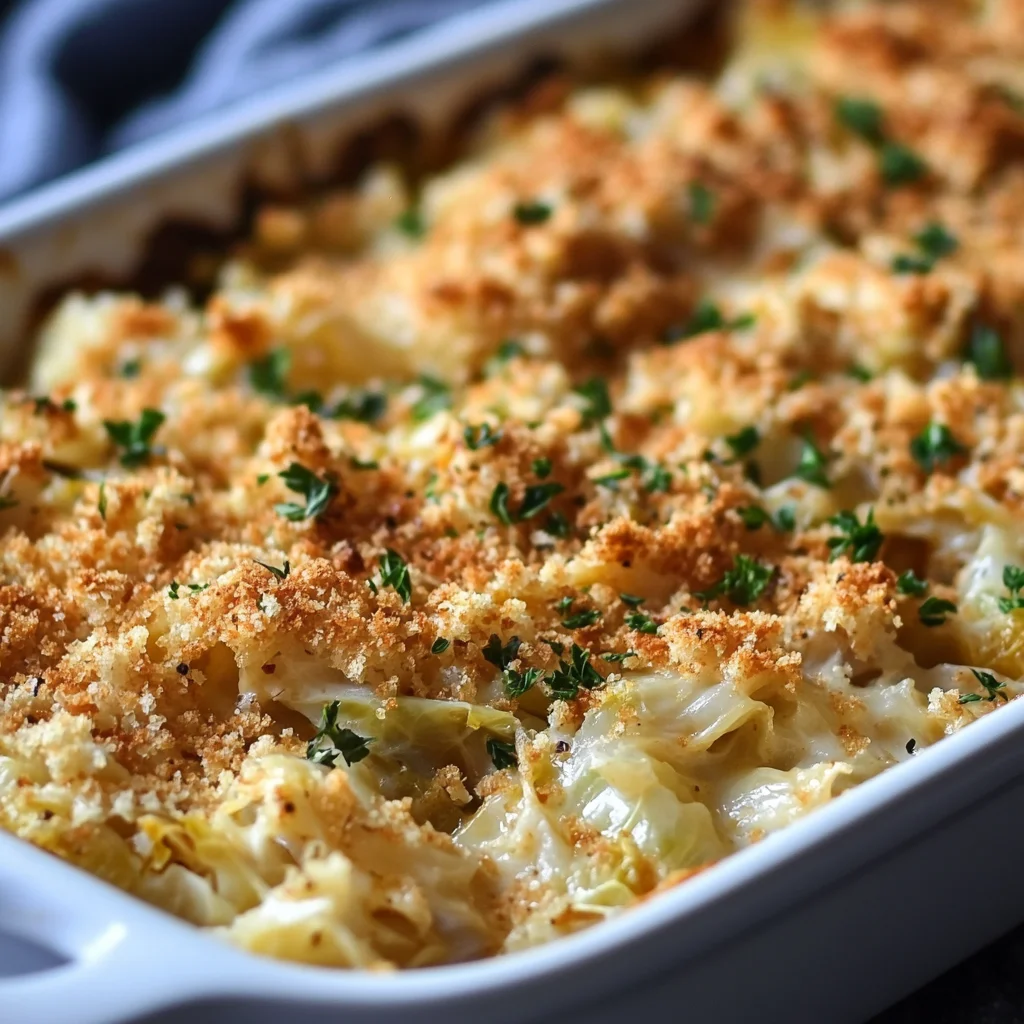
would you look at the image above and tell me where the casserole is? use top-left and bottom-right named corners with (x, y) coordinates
top-left (4, 0), bottom-right (1024, 1020)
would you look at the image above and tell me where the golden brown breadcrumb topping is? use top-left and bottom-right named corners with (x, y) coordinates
top-left (2, 0), bottom-right (1024, 969)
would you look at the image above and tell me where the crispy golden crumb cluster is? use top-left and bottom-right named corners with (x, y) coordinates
top-left (3, 0), bottom-right (1024, 969)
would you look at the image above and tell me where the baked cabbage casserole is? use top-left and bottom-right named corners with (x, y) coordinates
top-left (3, 0), bottom-right (1024, 970)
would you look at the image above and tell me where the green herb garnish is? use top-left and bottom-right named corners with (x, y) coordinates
top-left (625, 611), bottom-right (659, 635)
top-left (249, 348), bottom-right (290, 399)
top-left (376, 549), bottom-right (411, 603)
top-left (910, 422), bottom-right (967, 475)
top-left (255, 559), bottom-right (290, 580)
top-left (998, 565), bottom-right (1024, 613)
top-left (795, 434), bottom-right (831, 488)
top-left (306, 700), bottom-right (372, 767)
top-left (688, 181), bottom-right (716, 225)
top-left (562, 608), bottom-right (601, 630)
top-left (431, 637), bottom-right (451, 654)
top-left (958, 669), bottom-right (1008, 705)
top-left (103, 408), bottom-right (166, 468)
top-left (574, 378), bottom-right (612, 423)
top-left (532, 457), bottom-right (552, 479)
top-left (879, 141), bottom-right (927, 186)
top-left (545, 643), bottom-right (604, 700)
top-left (827, 509), bottom-right (884, 563)
top-left (725, 426), bottom-right (760, 459)
top-left (513, 200), bottom-right (552, 225)
top-left (919, 596), bottom-right (957, 626)
top-left (835, 96), bottom-right (885, 145)
top-left (965, 324), bottom-right (1013, 381)
top-left (395, 208), bottom-right (425, 239)
top-left (695, 554), bottom-right (774, 606)
top-left (275, 463), bottom-right (337, 521)
top-left (411, 376), bottom-right (452, 422)
top-left (482, 634), bottom-right (522, 671)
top-left (464, 423), bottom-right (503, 450)
top-left (486, 737), bottom-right (517, 769)
top-left (896, 570), bottom-right (928, 596)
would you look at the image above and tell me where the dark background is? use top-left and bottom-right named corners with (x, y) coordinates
top-left (0, 0), bottom-right (1021, 1019)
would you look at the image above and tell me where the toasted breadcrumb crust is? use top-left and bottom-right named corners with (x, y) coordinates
top-left (2, 0), bottom-right (1024, 968)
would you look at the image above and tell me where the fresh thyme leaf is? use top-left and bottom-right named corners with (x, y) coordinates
top-left (919, 595), bottom-right (957, 626)
top-left (847, 363), bottom-right (873, 382)
top-left (593, 467), bottom-right (632, 489)
top-left (725, 425), bottom-right (760, 459)
top-left (119, 358), bottom-right (142, 379)
top-left (625, 611), bottom-right (659, 635)
top-left (492, 480), bottom-right (565, 523)
top-left (248, 348), bottom-right (290, 399)
top-left (737, 505), bottom-right (770, 530)
top-left (788, 370), bottom-right (814, 391)
top-left (910, 422), bottom-right (967, 475)
top-left (275, 462), bottom-right (337, 521)
top-left (411, 376), bottom-right (452, 422)
top-left (255, 559), bottom-right (290, 580)
top-left (349, 457), bottom-right (379, 470)
top-left (879, 141), bottom-right (927, 186)
top-left (773, 505), bottom-right (797, 532)
top-left (532, 457), bottom-right (552, 479)
top-left (574, 378), bottom-right (612, 423)
top-left (827, 508), bottom-right (884, 563)
top-left (620, 593), bottom-right (645, 607)
top-left (891, 254), bottom-right (934, 275)
top-left (958, 669), bottom-right (1008, 705)
top-left (431, 637), bottom-right (451, 654)
top-left (306, 700), bottom-right (372, 767)
top-left (167, 580), bottom-right (207, 600)
top-left (834, 96), bottom-right (885, 145)
top-left (795, 434), bottom-right (831, 488)
top-left (483, 634), bottom-right (522, 671)
top-left (103, 408), bottom-right (166, 468)
top-left (555, 596), bottom-right (574, 613)
top-left (377, 549), bottom-right (412, 603)
top-left (562, 608), bottom-right (601, 630)
top-left (513, 200), bottom-right (552, 225)
top-left (688, 181), bottom-right (716, 225)
top-left (490, 482), bottom-right (513, 525)
top-left (464, 422), bottom-right (503, 450)
top-left (965, 324), bottom-right (1013, 381)
top-left (486, 737), bottom-right (518, 769)
top-left (644, 464), bottom-right (672, 493)
top-left (545, 643), bottom-right (603, 700)
top-left (544, 512), bottom-right (572, 539)
top-left (97, 482), bottom-right (107, 521)
top-left (896, 570), bottom-right (928, 596)
top-left (695, 554), bottom-right (774, 606)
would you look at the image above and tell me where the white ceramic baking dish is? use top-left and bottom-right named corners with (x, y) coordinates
top-left (2, 1), bottom-right (1024, 1021)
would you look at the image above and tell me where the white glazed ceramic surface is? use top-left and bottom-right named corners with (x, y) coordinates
top-left (2, 2), bottom-right (1024, 1021)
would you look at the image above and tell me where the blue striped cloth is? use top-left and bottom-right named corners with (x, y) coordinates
top-left (0, 0), bottom-right (487, 200)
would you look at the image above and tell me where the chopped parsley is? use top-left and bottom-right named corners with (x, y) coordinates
top-left (959, 669), bottom-right (1008, 705)
top-left (695, 554), bottom-right (774, 606)
top-left (532, 457), bottom-right (552, 479)
top-left (255, 559), bottom-right (290, 580)
top-left (574, 378), bottom-right (612, 423)
top-left (965, 324), bottom-right (1013, 381)
top-left (665, 301), bottom-right (753, 343)
top-left (331, 389), bottom-right (387, 423)
top-left (485, 339), bottom-right (525, 375)
top-left (644, 463), bottom-right (672, 493)
top-left (306, 700), bottom-right (372, 767)
top-left (593, 467), bottom-right (632, 490)
top-left (513, 200), bottom-right (552, 225)
top-left (795, 434), bottom-right (831, 488)
top-left (490, 481), bottom-right (564, 524)
top-left (275, 463), bottom-right (337, 521)
top-left (248, 348), bottom-right (290, 399)
top-left (625, 611), bottom-right (659, 635)
top-left (724, 425), bottom-right (760, 459)
top-left (834, 96), bottom-right (885, 145)
top-left (562, 608), bottom-right (601, 630)
top-left (827, 508), bottom-right (884, 563)
top-left (431, 637), bottom-right (451, 654)
top-left (395, 208), bottom-right (425, 239)
top-left (620, 593), bottom-right (645, 607)
top-left (737, 504), bottom-right (795, 533)
top-left (891, 222), bottom-right (958, 275)
top-left (411, 376), bottom-right (452, 422)
top-left (998, 565), bottom-right (1024, 613)
top-left (103, 408), bottom-right (165, 468)
top-left (896, 570), bottom-right (929, 597)
top-left (374, 549), bottom-right (412, 603)
top-left (774, 505), bottom-right (797, 532)
top-left (602, 650), bottom-right (636, 663)
top-left (503, 667), bottom-right (542, 698)
top-left (879, 141), bottom-right (927, 186)
top-left (910, 422), bottom-right (967, 475)
top-left (545, 643), bottom-right (604, 700)
top-left (168, 580), bottom-right (208, 600)
top-left (544, 512), bottom-right (572, 539)
top-left (918, 595), bottom-right (957, 626)
top-left (688, 181), bottom-right (716, 225)
top-left (464, 422), bottom-right (502, 450)
top-left (486, 737), bottom-right (517, 769)
top-left (482, 634), bottom-right (522, 671)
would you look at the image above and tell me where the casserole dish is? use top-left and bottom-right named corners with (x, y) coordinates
top-left (3, 0), bottom-right (1024, 1021)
